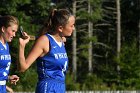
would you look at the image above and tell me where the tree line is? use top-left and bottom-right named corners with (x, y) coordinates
top-left (0, 0), bottom-right (139, 91)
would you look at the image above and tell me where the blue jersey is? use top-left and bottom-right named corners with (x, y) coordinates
top-left (36, 34), bottom-right (69, 81)
top-left (0, 42), bottom-right (11, 81)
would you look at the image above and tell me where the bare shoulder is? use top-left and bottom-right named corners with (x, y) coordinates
top-left (34, 35), bottom-right (49, 55)
top-left (35, 35), bottom-right (49, 45)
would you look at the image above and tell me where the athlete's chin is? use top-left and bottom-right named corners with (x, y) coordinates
top-left (7, 39), bottom-right (12, 42)
top-left (66, 33), bottom-right (73, 36)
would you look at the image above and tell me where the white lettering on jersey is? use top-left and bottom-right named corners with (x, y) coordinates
top-left (54, 53), bottom-right (67, 59)
top-left (3, 72), bottom-right (7, 76)
top-left (1, 55), bottom-right (11, 60)
top-left (3, 62), bottom-right (11, 77)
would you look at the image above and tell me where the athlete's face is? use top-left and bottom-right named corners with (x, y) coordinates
top-left (2, 24), bottom-right (18, 42)
top-left (61, 16), bottom-right (75, 36)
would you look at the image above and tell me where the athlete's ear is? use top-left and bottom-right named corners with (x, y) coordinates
top-left (58, 26), bottom-right (63, 32)
top-left (1, 26), bottom-right (6, 33)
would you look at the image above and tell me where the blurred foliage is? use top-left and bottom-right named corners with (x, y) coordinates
top-left (0, 0), bottom-right (139, 91)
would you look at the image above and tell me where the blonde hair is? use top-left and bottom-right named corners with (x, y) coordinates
top-left (0, 15), bottom-right (19, 29)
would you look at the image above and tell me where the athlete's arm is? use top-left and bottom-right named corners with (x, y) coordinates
top-left (19, 35), bottom-right (49, 72)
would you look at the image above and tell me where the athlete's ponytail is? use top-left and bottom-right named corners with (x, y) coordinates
top-left (38, 8), bottom-right (73, 36)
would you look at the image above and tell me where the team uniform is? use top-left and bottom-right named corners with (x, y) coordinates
top-left (35, 34), bottom-right (68, 93)
top-left (0, 42), bottom-right (11, 93)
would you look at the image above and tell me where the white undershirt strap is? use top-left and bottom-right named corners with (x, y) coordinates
top-left (48, 34), bottom-right (62, 47)
top-left (0, 40), bottom-right (7, 50)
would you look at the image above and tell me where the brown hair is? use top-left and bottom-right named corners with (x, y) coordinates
top-left (39, 8), bottom-right (74, 35)
top-left (0, 15), bottom-right (19, 29)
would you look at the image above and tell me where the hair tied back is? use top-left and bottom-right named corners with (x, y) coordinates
top-left (52, 9), bottom-right (57, 17)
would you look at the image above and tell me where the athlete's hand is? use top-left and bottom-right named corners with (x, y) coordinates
top-left (62, 37), bottom-right (66, 43)
top-left (9, 75), bottom-right (19, 85)
top-left (19, 32), bottom-right (30, 47)
top-left (6, 86), bottom-right (14, 93)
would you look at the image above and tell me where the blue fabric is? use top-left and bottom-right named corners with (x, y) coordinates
top-left (35, 78), bottom-right (65, 93)
top-left (0, 42), bottom-right (11, 81)
top-left (36, 34), bottom-right (68, 93)
top-left (0, 85), bottom-right (6, 93)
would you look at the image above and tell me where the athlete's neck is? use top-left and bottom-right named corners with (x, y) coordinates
top-left (51, 34), bottom-right (62, 42)
top-left (0, 35), bottom-right (6, 45)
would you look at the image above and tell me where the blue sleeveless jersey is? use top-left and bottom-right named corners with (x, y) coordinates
top-left (0, 42), bottom-right (11, 80)
top-left (36, 34), bottom-right (69, 81)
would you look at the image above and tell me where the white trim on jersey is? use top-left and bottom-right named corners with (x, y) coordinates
top-left (0, 80), bottom-right (6, 85)
top-left (48, 34), bottom-right (62, 47)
